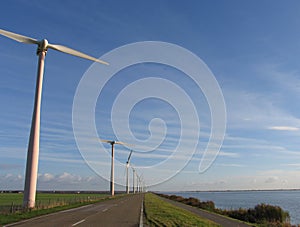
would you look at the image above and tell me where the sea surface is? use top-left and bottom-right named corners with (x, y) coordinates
top-left (164, 190), bottom-right (300, 225)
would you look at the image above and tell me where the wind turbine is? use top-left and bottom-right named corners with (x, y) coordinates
top-left (100, 139), bottom-right (131, 196)
top-left (139, 174), bottom-right (144, 193)
top-left (137, 174), bottom-right (141, 193)
top-left (126, 150), bottom-right (133, 194)
top-left (0, 28), bottom-right (108, 208)
top-left (131, 166), bottom-right (136, 194)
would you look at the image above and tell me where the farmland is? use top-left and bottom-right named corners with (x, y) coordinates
top-left (0, 192), bottom-right (108, 206)
top-left (0, 191), bottom-right (110, 225)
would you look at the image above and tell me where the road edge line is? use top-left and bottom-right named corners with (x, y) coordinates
top-left (72, 219), bottom-right (86, 226)
top-left (139, 196), bottom-right (144, 227)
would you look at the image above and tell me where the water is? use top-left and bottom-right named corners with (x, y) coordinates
top-left (164, 190), bottom-right (300, 225)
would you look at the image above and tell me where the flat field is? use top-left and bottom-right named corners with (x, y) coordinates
top-left (0, 192), bottom-right (110, 225)
top-left (0, 192), bottom-right (107, 206)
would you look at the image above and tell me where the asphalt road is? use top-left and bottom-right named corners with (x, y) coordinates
top-left (6, 194), bottom-right (144, 227)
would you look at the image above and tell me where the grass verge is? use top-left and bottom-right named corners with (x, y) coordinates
top-left (0, 201), bottom-right (95, 225)
top-left (0, 193), bottom-right (126, 225)
top-left (0, 193), bottom-right (107, 206)
top-left (144, 193), bottom-right (221, 227)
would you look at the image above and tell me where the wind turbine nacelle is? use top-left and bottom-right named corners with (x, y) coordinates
top-left (37, 39), bottom-right (49, 55)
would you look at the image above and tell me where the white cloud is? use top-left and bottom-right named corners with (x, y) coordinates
top-left (217, 163), bottom-right (245, 167)
top-left (0, 174), bottom-right (23, 190)
top-left (38, 173), bottom-right (55, 182)
top-left (36, 172), bottom-right (107, 190)
top-left (163, 167), bottom-right (300, 191)
top-left (218, 151), bottom-right (239, 158)
top-left (281, 163), bottom-right (300, 167)
top-left (265, 176), bottom-right (279, 183)
top-left (268, 126), bottom-right (299, 131)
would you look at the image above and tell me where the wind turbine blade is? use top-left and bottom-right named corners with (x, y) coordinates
top-left (0, 29), bottom-right (38, 44)
top-left (100, 139), bottom-right (112, 143)
top-left (114, 141), bottom-right (125, 145)
top-left (47, 44), bottom-right (109, 65)
top-left (115, 141), bottom-right (134, 147)
top-left (127, 150), bottom-right (133, 163)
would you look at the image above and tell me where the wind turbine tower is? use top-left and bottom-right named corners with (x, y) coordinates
top-left (0, 28), bottom-right (108, 208)
top-left (101, 139), bottom-right (129, 196)
top-left (132, 167), bottom-right (136, 194)
top-left (126, 150), bottom-right (133, 194)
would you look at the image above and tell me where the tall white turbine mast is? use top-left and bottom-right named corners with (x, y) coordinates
top-left (135, 170), bottom-right (140, 193)
top-left (0, 28), bottom-right (108, 209)
top-left (126, 150), bottom-right (133, 194)
top-left (100, 139), bottom-right (131, 196)
top-left (139, 174), bottom-right (143, 192)
top-left (131, 166), bottom-right (136, 194)
top-left (137, 174), bottom-right (141, 193)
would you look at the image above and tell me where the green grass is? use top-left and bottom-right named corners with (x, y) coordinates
top-left (144, 193), bottom-right (221, 227)
top-left (0, 193), bottom-right (23, 206)
top-left (0, 192), bottom-right (107, 206)
top-left (0, 192), bottom-right (111, 225)
top-left (0, 201), bottom-right (97, 225)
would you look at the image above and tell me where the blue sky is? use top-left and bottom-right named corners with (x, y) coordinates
top-left (1, 0), bottom-right (300, 191)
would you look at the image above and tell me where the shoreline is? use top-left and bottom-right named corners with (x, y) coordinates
top-left (155, 188), bottom-right (300, 193)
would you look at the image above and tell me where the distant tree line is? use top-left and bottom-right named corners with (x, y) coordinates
top-left (156, 193), bottom-right (292, 226)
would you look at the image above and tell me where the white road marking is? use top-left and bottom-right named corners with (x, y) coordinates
top-left (102, 208), bottom-right (108, 212)
top-left (72, 219), bottom-right (86, 226)
top-left (139, 198), bottom-right (144, 227)
top-left (60, 204), bottom-right (93, 213)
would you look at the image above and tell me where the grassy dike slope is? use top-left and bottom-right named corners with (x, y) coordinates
top-left (144, 193), bottom-right (220, 227)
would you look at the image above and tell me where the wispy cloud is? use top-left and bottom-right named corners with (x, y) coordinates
top-left (225, 88), bottom-right (300, 130)
top-left (217, 151), bottom-right (239, 158)
top-left (268, 126), bottom-right (299, 131)
top-left (0, 172), bottom-right (108, 190)
top-left (216, 163), bottom-right (246, 167)
top-left (257, 63), bottom-right (300, 96)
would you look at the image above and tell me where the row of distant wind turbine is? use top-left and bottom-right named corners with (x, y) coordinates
top-left (127, 152), bottom-right (144, 193)
top-left (0, 28), bottom-right (108, 208)
top-left (133, 168), bottom-right (145, 193)
top-left (100, 139), bottom-right (144, 196)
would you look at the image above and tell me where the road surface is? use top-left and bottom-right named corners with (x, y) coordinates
top-left (6, 194), bottom-right (144, 227)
